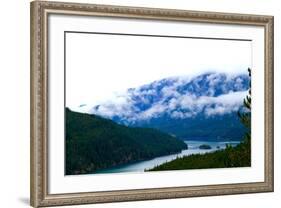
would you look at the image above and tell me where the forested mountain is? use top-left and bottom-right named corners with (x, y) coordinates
top-left (86, 72), bottom-right (249, 141)
top-left (65, 108), bottom-right (187, 175)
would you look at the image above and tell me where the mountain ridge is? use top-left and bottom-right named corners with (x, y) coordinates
top-left (76, 72), bottom-right (250, 141)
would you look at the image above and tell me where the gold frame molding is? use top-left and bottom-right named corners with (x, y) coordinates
top-left (30, 1), bottom-right (274, 207)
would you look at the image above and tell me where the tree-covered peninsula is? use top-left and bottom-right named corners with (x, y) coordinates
top-left (65, 108), bottom-right (187, 175)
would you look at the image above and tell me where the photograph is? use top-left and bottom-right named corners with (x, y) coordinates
top-left (1, 0), bottom-right (278, 206)
top-left (30, 1), bottom-right (273, 206)
top-left (65, 32), bottom-right (252, 175)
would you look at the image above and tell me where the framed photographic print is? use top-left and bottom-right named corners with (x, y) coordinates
top-left (30, 1), bottom-right (274, 207)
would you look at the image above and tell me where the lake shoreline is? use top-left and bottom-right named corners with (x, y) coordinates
top-left (92, 140), bottom-right (241, 174)
top-left (93, 148), bottom-right (186, 174)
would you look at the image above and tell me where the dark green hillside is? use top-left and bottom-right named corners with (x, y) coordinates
top-left (147, 141), bottom-right (250, 171)
top-left (65, 108), bottom-right (187, 175)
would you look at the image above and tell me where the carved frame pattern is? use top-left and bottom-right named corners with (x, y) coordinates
top-left (30, 1), bottom-right (274, 207)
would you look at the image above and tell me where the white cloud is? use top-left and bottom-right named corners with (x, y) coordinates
top-left (138, 103), bottom-right (167, 120)
top-left (207, 73), bottom-right (222, 86)
top-left (89, 89), bottom-right (247, 121)
top-left (161, 85), bottom-right (180, 98)
top-left (75, 72), bottom-right (249, 122)
top-left (171, 111), bottom-right (193, 119)
top-left (203, 91), bottom-right (247, 117)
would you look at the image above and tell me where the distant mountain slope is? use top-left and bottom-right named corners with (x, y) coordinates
top-left (86, 72), bottom-right (250, 141)
top-left (65, 108), bottom-right (187, 175)
top-left (140, 113), bottom-right (246, 141)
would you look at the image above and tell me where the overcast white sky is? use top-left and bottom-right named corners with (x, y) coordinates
top-left (66, 33), bottom-right (252, 110)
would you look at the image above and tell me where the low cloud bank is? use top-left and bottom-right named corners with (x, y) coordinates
top-left (88, 72), bottom-right (249, 123)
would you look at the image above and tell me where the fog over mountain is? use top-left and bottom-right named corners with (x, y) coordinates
top-left (76, 72), bottom-right (250, 140)
top-left (89, 73), bottom-right (248, 120)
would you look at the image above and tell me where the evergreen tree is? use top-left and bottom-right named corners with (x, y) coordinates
top-left (238, 68), bottom-right (251, 145)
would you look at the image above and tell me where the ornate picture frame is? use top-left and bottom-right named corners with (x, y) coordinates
top-left (30, 1), bottom-right (274, 207)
